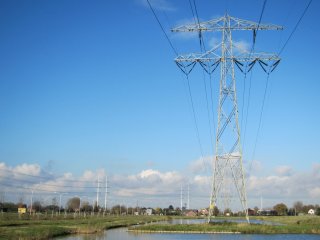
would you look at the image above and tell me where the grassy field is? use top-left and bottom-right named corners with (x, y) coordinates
top-left (0, 213), bottom-right (169, 240)
top-left (130, 215), bottom-right (320, 234)
top-left (1, 214), bottom-right (319, 239)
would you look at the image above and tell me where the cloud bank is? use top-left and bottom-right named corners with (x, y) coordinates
top-left (0, 161), bottom-right (319, 208)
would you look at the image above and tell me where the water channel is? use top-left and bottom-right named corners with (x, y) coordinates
top-left (57, 219), bottom-right (319, 240)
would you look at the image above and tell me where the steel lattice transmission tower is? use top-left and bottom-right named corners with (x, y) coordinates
top-left (172, 14), bottom-right (282, 223)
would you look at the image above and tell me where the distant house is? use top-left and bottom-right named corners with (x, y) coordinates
top-left (257, 209), bottom-right (276, 216)
top-left (199, 208), bottom-right (209, 216)
top-left (145, 208), bottom-right (153, 216)
top-left (185, 210), bottom-right (198, 217)
top-left (248, 208), bottom-right (255, 216)
top-left (18, 207), bottom-right (27, 214)
top-left (308, 209), bottom-right (315, 215)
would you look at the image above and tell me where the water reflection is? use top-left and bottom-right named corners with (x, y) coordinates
top-left (57, 219), bottom-right (318, 240)
top-left (163, 219), bottom-right (207, 225)
top-left (209, 219), bottom-right (284, 226)
top-left (59, 227), bottom-right (320, 240)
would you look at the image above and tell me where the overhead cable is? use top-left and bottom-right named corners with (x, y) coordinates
top-left (242, 0), bottom-right (268, 168)
top-left (278, 0), bottom-right (313, 55)
top-left (189, 0), bottom-right (216, 170)
top-left (146, 0), bottom-right (179, 56)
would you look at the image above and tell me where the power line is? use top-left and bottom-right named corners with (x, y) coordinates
top-left (241, 0), bottom-right (268, 134)
top-left (0, 168), bottom-right (55, 180)
top-left (192, 0), bottom-right (206, 52)
top-left (192, 0), bottom-right (201, 25)
top-left (257, 0), bottom-right (268, 32)
top-left (186, 74), bottom-right (206, 161)
top-left (242, 70), bottom-right (254, 153)
top-left (241, 0), bottom-right (268, 174)
top-left (188, 0), bottom-right (197, 24)
top-left (276, 0), bottom-right (298, 51)
top-left (147, 0), bottom-right (213, 176)
top-left (147, 0), bottom-right (210, 173)
top-left (146, 0), bottom-right (179, 56)
top-left (248, 73), bottom-right (271, 174)
top-left (0, 178), bottom-right (98, 189)
top-left (248, 0), bottom-right (313, 174)
top-left (0, 168), bottom-right (101, 183)
top-left (202, 71), bottom-right (215, 157)
top-left (278, 0), bottom-right (313, 55)
top-left (0, 181), bottom-right (198, 199)
top-left (188, 0), bottom-right (216, 162)
top-left (0, 182), bottom-right (97, 194)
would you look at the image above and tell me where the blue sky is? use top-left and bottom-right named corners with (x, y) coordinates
top-left (0, 0), bottom-right (319, 209)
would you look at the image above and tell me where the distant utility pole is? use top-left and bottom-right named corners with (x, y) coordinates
top-left (136, 200), bottom-right (139, 215)
top-left (96, 176), bottom-right (100, 210)
top-left (172, 14), bottom-right (282, 223)
top-left (104, 175), bottom-right (108, 211)
top-left (180, 185), bottom-right (183, 211)
top-left (30, 190), bottom-right (34, 215)
top-left (187, 183), bottom-right (190, 210)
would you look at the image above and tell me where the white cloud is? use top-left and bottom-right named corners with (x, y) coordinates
top-left (0, 162), bottom-right (42, 181)
top-left (233, 39), bottom-right (250, 53)
top-left (309, 187), bottom-right (320, 198)
top-left (82, 170), bottom-right (96, 180)
top-left (139, 169), bottom-right (160, 178)
top-left (193, 175), bottom-right (211, 186)
top-left (189, 156), bottom-right (213, 174)
top-left (311, 163), bottom-right (320, 176)
top-left (112, 169), bottom-right (184, 191)
top-left (1, 161), bottom-right (320, 209)
top-left (275, 165), bottom-right (293, 176)
top-left (247, 160), bottom-right (263, 173)
top-left (108, 169), bottom-right (188, 205)
top-left (246, 163), bottom-right (320, 202)
top-left (188, 157), bottom-right (320, 207)
top-left (208, 37), bottom-right (220, 49)
top-left (137, 0), bottom-right (176, 12)
top-left (14, 163), bottom-right (41, 176)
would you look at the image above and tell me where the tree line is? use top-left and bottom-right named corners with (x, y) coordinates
top-left (1, 198), bottom-right (319, 216)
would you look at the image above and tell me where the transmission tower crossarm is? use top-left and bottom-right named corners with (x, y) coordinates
top-left (232, 52), bottom-right (280, 62)
top-left (175, 52), bottom-right (280, 63)
top-left (171, 15), bottom-right (283, 32)
top-left (175, 50), bottom-right (280, 74)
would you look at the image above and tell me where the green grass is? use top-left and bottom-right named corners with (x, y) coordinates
top-left (130, 216), bottom-right (320, 234)
top-left (0, 213), bottom-right (169, 239)
top-left (1, 214), bottom-right (319, 239)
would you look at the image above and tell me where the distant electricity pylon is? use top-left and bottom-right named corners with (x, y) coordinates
top-left (172, 14), bottom-right (282, 223)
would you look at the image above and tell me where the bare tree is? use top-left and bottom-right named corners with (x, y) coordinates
top-left (0, 191), bottom-right (5, 203)
top-left (52, 197), bottom-right (58, 207)
top-left (293, 201), bottom-right (304, 214)
top-left (273, 203), bottom-right (288, 216)
top-left (81, 201), bottom-right (92, 212)
top-left (66, 197), bottom-right (80, 212)
top-left (33, 201), bottom-right (42, 212)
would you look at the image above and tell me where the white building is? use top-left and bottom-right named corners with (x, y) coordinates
top-left (146, 208), bottom-right (153, 215)
top-left (308, 209), bottom-right (315, 215)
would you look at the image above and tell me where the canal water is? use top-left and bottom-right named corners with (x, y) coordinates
top-left (57, 219), bottom-right (319, 240)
